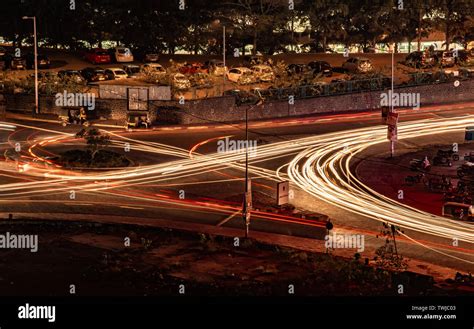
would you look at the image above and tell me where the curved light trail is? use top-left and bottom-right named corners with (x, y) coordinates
top-left (2, 116), bottom-right (474, 254)
top-left (286, 116), bottom-right (474, 245)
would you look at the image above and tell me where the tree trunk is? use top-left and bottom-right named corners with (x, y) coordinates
top-left (417, 10), bottom-right (422, 51)
top-left (252, 28), bottom-right (257, 55)
top-left (445, 19), bottom-right (450, 51)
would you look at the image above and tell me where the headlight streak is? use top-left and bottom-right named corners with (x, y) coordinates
top-left (3, 117), bottom-right (474, 260)
top-left (287, 117), bottom-right (474, 249)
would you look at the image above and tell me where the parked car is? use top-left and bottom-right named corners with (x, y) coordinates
top-left (434, 50), bottom-right (455, 67)
top-left (123, 64), bottom-right (141, 78)
top-left (170, 73), bottom-right (191, 90)
top-left (3, 54), bottom-right (26, 70)
top-left (179, 62), bottom-right (207, 75)
top-left (456, 49), bottom-right (474, 65)
top-left (84, 48), bottom-right (111, 64)
top-left (404, 51), bottom-right (435, 68)
top-left (140, 63), bottom-right (167, 83)
top-left (58, 107), bottom-right (90, 127)
top-left (104, 68), bottom-right (128, 80)
top-left (11, 56), bottom-right (26, 70)
top-left (143, 53), bottom-right (159, 63)
top-left (287, 63), bottom-right (307, 75)
top-left (81, 67), bottom-right (107, 82)
top-left (127, 113), bottom-right (151, 129)
top-left (205, 60), bottom-right (227, 76)
top-left (111, 47), bottom-right (134, 63)
top-left (25, 53), bottom-right (50, 69)
top-left (141, 63), bottom-right (166, 73)
top-left (226, 67), bottom-right (257, 84)
top-left (251, 64), bottom-right (275, 82)
top-left (308, 61), bottom-right (333, 77)
top-left (342, 57), bottom-right (373, 73)
top-left (242, 55), bottom-right (264, 66)
top-left (58, 70), bottom-right (85, 83)
top-left (457, 162), bottom-right (474, 177)
top-left (189, 73), bottom-right (212, 88)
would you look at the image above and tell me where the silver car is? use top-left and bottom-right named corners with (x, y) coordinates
top-left (342, 57), bottom-right (373, 73)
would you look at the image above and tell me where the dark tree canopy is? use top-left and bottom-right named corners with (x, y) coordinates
top-left (0, 0), bottom-right (473, 54)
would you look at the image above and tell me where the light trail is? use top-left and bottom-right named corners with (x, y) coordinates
top-left (286, 116), bottom-right (474, 246)
top-left (2, 116), bottom-right (474, 254)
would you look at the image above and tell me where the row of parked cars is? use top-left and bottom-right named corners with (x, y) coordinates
top-left (403, 49), bottom-right (474, 68)
top-left (33, 63), bottom-right (197, 90)
top-left (0, 47), bottom-right (51, 70)
top-left (83, 47), bottom-right (139, 64)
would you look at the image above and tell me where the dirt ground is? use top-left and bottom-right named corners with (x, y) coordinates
top-left (0, 220), bottom-right (471, 296)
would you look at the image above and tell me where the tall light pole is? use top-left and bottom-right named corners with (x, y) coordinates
top-left (23, 16), bottom-right (38, 115)
top-left (242, 99), bottom-right (263, 238)
top-left (390, 47), bottom-right (395, 158)
top-left (243, 103), bottom-right (250, 237)
top-left (223, 26), bottom-right (226, 95)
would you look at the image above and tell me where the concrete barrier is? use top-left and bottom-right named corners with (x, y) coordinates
top-left (3, 78), bottom-right (474, 125)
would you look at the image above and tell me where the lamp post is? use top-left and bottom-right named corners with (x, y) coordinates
top-left (242, 98), bottom-right (263, 238)
top-left (23, 16), bottom-right (38, 115)
top-left (223, 26), bottom-right (226, 95)
top-left (390, 47), bottom-right (395, 157)
top-left (222, 26), bottom-right (233, 95)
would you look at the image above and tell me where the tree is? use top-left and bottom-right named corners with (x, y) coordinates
top-left (226, 0), bottom-right (289, 55)
top-left (433, 0), bottom-right (473, 50)
top-left (374, 223), bottom-right (408, 271)
top-left (304, 0), bottom-right (349, 51)
top-left (76, 128), bottom-right (110, 160)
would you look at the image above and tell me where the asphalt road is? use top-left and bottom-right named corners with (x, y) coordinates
top-left (1, 103), bottom-right (474, 272)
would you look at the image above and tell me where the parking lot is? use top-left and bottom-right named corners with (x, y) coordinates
top-left (1, 46), bottom-right (474, 101)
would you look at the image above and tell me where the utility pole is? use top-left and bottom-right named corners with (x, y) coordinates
top-left (391, 49), bottom-right (394, 157)
top-left (242, 100), bottom-right (263, 238)
top-left (23, 16), bottom-right (38, 114)
top-left (243, 105), bottom-right (250, 237)
top-left (223, 26), bottom-right (226, 95)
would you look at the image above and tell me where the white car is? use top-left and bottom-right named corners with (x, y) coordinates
top-left (104, 68), bottom-right (128, 80)
top-left (123, 64), bottom-right (141, 78)
top-left (226, 67), bottom-right (257, 84)
top-left (141, 63), bottom-right (166, 73)
top-left (251, 65), bottom-right (274, 82)
top-left (113, 47), bottom-right (134, 63)
top-left (206, 60), bottom-right (227, 76)
top-left (171, 73), bottom-right (191, 90)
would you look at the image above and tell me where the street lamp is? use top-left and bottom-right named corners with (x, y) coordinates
top-left (243, 98), bottom-right (263, 238)
top-left (222, 26), bottom-right (234, 95)
top-left (22, 16), bottom-right (38, 115)
top-left (390, 44), bottom-right (396, 158)
top-left (223, 26), bottom-right (226, 94)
